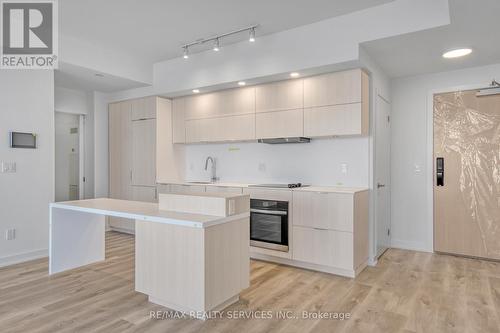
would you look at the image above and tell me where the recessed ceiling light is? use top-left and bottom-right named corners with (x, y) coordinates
top-left (192, 89), bottom-right (200, 93)
top-left (238, 81), bottom-right (246, 86)
top-left (442, 48), bottom-right (472, 59)
top-left (290, 72), bottom-right (300, 78)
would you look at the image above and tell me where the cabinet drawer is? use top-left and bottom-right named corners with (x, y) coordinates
top-left (304, 103), bottom-right (362, 137)
top-left (169, 184), bottom-right (206, 193)
top-left (292, 226), bottom-right (353, 269)
top-left (205, 186), bottom-right (243, 194)
top-left (256, 109), bottom-right (303, 139)
top-left (292, 191), bottom-right (353, 232)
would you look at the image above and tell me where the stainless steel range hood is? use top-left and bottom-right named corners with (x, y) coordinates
top-left (258, 137), bottom-right (311, 144)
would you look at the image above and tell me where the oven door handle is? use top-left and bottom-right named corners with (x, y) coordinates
top-left (250, 208), bottom-right (288, 216)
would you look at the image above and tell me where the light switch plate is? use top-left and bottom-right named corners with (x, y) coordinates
top-left (1, 162), bottom-right (16, 173)
top-left (341, 163), bottom-right (348, 175)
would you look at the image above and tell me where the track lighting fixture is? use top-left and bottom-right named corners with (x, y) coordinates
top-left (181, 25), bottom-right (258, 59)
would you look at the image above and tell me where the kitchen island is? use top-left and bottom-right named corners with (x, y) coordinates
top-left (49, 194), bottom-right (250, 319)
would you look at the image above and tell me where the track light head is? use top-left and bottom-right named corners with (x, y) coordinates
top-left (213, 38), bottom-right (220, 52)
top-left (249, 28), bottom-right (255, 42)
top-left (183, 47), bottom-right (189, 59)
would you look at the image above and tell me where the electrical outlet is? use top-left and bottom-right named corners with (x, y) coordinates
top-left (258, 163), bottom-right (266, 172)
top-left (414, 164), bottom-right (421, 173)
top-left (6, 228), bottom-right (16, 240)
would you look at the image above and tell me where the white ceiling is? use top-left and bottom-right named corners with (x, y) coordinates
top-left (55, 62), bottom-right (150, 92)
top-left (60, 0), bottom-right (393, 64)
top-left (362, 0), bottom-right (500, 78)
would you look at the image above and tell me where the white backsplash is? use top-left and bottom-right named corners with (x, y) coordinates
top-left (184, 137), bottom-right (369, 187)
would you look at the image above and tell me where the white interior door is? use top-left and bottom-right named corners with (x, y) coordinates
top-left (375, 94), bottom-right (391, 257)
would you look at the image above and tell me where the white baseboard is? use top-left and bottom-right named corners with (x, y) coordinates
top-left (391, 239), bottom-right (432, 253)
top-left (0, 248), bottom-right (48, 268)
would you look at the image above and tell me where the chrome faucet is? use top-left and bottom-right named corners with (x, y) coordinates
top-left (204, 156), bottom-right (219, 183)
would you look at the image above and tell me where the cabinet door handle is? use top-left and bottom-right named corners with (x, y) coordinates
top-left (313, 227), bottom-right (328, 231)
top-left (130, 170), bottom-right (133, 182)
top-left (436, 157), bottom-right (444, 186)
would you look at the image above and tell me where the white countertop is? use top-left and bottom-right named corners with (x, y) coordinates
top-left (50, 198), bottom-right (249, 228)
top-left (160, 181), bottom-right (368, 194)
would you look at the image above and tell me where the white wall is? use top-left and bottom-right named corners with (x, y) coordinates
top-left (0, 70), bottom-right (54, 266)
top-left (184, 138), bottom-right (369, 187)
top-left (54, 86), bottom-right (94, 199)
top-left (390, 62), bottom-right (500, 252)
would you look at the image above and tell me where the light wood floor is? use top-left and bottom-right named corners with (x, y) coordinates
top-left (1, 231), bottom-right (500, 333)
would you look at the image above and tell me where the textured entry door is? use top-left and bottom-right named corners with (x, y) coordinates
top-left (434, 90), bottom-right (500, 259)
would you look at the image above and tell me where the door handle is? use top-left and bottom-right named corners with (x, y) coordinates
top-left (436, 157), bottom-right (444, 186)
top-left (377, 183), bottom-right (385, 189)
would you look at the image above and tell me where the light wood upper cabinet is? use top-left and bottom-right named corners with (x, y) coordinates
top-left (304, 69), bottom-right (369, 137)
top-left (172, 98), bottom-right (186, 143)
top-left (157, 98), bottom-right (185, 184)
top-left (174, 68), bottom-right (370, 143)
top-left (303, 69), bottom-right (363, 107)
top-left (304, 103), bottom-right (362, 137)
top-left (256, 80), bottom-right (303, 112)
top-left (131, 96), bottom-right (156, 120)
top-left (256, 109), bottom-right (303, 139)
top-left (185, 114), bottom-right (255, 143)
top-left (185, 87), bottom-right (255, 120)
top-left (132, 118), bottom-right (156, 186)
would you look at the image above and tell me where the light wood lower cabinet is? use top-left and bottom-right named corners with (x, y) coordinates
top-left (292, 226), bottom-right (353, 270)
top-left (256, 109), bottom-right (303, 139)
top-left (169, 184), bottom-right (206, 193)
top-left (205, 186), bottom-right (243, 194)
top-left (292, 191), bottom-right (353, 232)
top-left (132, 185), bottom-right (157, 203)
top-left (291, 190), bottom-right (369, 277)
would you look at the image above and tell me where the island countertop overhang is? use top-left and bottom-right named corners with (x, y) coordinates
top-left (50, 197), bottom-right (249, 228)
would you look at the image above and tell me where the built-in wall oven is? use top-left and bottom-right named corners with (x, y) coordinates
top-left (250, 199), bottom-right (289, 252)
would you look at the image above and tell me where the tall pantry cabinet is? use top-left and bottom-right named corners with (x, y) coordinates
top-left (108, 97), bottom-right (159, 233)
